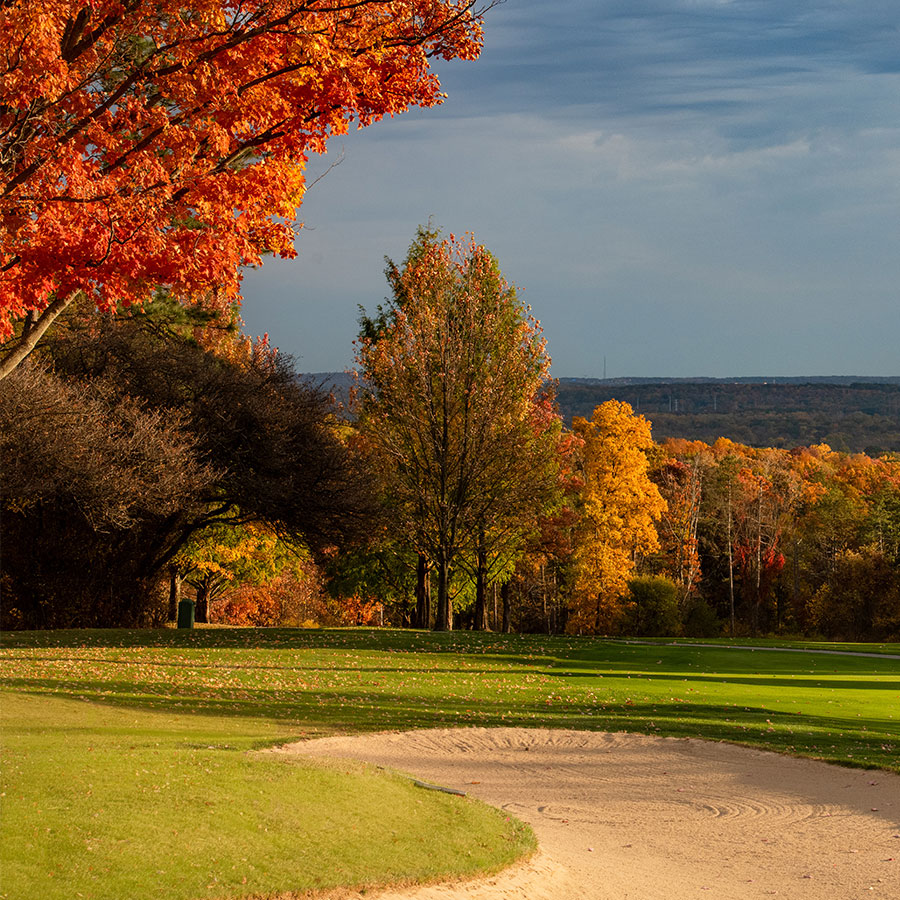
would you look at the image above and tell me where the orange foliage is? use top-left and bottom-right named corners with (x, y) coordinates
top-left (212, 567), bottom-right (335, 627)
top-left (653, 456), bottom-right (704, 599)
top-left (215, 583), bottom-right (283, 627)
top-left (1, 1), bottom-right (484, 339)
top-left (337, 594), bottom-right (385, 627)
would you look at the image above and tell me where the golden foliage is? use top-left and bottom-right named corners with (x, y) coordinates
top-left (569, 401), bottom-right (666, 634)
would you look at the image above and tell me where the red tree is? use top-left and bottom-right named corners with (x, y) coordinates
top-left (0, 0), bottom-right (486, 375)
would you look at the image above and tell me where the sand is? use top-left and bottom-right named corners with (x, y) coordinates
top-left (277, 728), bottom-right (900, 900)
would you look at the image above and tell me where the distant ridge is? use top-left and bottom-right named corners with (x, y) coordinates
top-left (558, 375), bottom-right (900, 386)
top-left (304, 373), bottom-right (900, 452)
top-left (306, 372), bottom-right (900, 387)
top-left (554, 379), bottom-right (900, 453)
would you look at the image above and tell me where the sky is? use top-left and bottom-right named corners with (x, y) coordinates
top-left (239, 0), bottom-right (900, 379)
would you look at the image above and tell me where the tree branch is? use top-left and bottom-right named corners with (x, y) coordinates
top-left (0, 293), bottom-right (78, 380)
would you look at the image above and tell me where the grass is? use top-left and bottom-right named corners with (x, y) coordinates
top-left (615, 635), bottom-right (900, 655)
top-left (2, 628), bottom-right (898, 900)
top-left (0, 689), bottom-right (532, 900)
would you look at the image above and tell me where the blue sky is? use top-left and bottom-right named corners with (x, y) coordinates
top-left (239, 0), bottom-right (900, 378)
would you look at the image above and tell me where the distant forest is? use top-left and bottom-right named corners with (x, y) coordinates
top-left (309, 374), bottom-right (900, 454)
top-left (555, 379), bottom-right (900, 454)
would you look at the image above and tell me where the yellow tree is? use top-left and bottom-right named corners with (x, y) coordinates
top-left (570, 401), bottom-right (666, 634)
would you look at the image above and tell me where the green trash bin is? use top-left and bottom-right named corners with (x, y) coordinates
top-left (177, 598), bottom-right (195, 629)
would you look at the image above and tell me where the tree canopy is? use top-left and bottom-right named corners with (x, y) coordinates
top-left (570, 401), bottom-right (667, 633)
top-left (356, 228), bottom-right (559, 630)
top-left (1, 309), bottom-right (376, 628)
top-left (0, 0), bottom-right (487, 375)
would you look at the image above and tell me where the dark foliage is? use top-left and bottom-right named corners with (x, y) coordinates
top-left (810, 551), bottom-right (900, 641)
top-left (556, 381), bottom-right (900, 453)
top-left (622, 576), bottom-right (681, 637)
top-left (1, 363), bottom-right (212, 627)
top-left (2, 317), bottom-right (377, 628)
top-left (50, 317), bottom-right (377, 550)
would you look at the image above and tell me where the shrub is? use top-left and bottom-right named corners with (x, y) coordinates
top-left (212, 566), bottom-right (340, 627)
top-left (682, 597), bottom-right (722, 638)
top-left (622, 576), bottom-right (681, 636)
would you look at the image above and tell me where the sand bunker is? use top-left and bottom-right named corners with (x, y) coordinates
top-left (279, 728), bottom-right (900, 900)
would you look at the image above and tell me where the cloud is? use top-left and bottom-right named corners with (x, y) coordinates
top-left (442, 0), bottom-right (900, 133)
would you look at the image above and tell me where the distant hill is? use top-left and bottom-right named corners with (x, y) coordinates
top-left (555, 379), bottom-right (900, 454)
top-left (561, 375), bottom-right (900, 386)
top-left (305, 373), bottom-right (900, 454)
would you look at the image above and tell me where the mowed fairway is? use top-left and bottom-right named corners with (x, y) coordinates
top-left (1, 628), bottom-right (898, 900)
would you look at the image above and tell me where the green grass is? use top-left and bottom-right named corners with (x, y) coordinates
top-left (615, 635), bottom-right (900, 655)
top-left (2, 628), bottom-right (898, 900)
top-left (0, 689), bottom-right (533, 900)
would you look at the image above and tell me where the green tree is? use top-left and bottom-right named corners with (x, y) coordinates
top-left (356, 228), bottom-right (556, 631)
top-left (809, 549), bottom-right (900, 640)
top-left (623, 575), bottom-right (681, 637)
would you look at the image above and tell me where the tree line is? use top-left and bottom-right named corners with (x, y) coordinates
top-left (556, 381), bottom-right (900, 455)
top-left (3, 231), bottom-right (897, 641)
top-left (0, 297), bottom-right (375, 628)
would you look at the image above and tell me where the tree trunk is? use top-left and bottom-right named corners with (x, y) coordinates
top-left (434, 551), bottom-right (451, 631)
top-left (167, 565), bottom-right (181, 622)
top-left (541, 563), bottom-right (549, 634)
top-left (415, 553), bottom-right (431, 628)
top-left (195, 581), bottom-right (209, 624)
top-left (727, 491), bottom-right (735, 637)
top-left (474, 538), bottom-right (487, 630)
top-left (501, 580), bottom-right (511, 633)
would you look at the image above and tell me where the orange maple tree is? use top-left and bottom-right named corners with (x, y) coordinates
top-left (0, 0), bottom-right (486, 375)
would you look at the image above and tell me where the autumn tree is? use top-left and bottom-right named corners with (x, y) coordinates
top-left (356, 228), bottom-right (558, 631)
top-left (651, 440), bottom-right (710, 604)
top-left (787, 444), bottom-right (900, 634)
top-left (504, 425), bottom-right (583, 634)
top-left (730, 450), bottom-right (801, 633)
top-left (174, 523), bottom-right (332, 625)
top-left (0, 0), bottom-right (488, 376)
top-left (0, 360), bottom-right (212, 627)
top-left (460, 385), bottom-right (565, 631)
top-left (2, 310), bottom-right (376, 627)
top-left (569, 401), bottom-right (666, 634)
top-left (687, 441), bottom-right (746, 634)
top-left (178, 524), bottom-right (278, 622)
